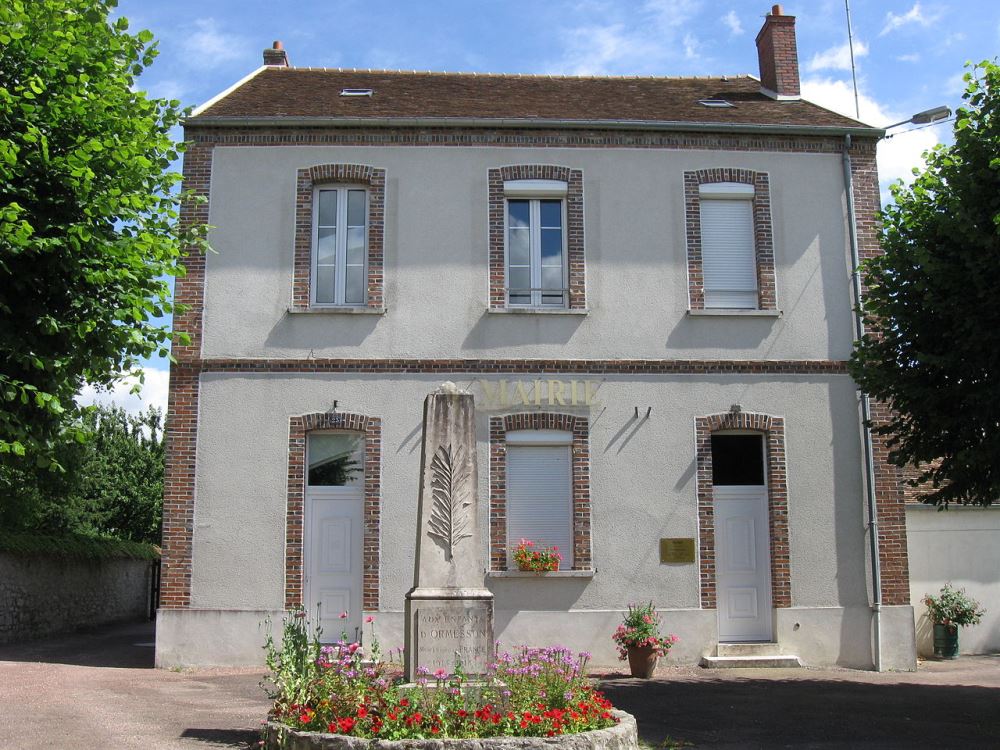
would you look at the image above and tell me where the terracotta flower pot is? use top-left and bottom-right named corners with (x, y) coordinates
top-left (626, 645), bottom-right (659, 678)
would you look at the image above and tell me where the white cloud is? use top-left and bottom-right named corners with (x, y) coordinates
top-left (77, 367), bottom-right (171, 417)
top-left (545, 0), bottom-right (705, 75)
top-left (801, 76), bottom-right (945, 192)
top-left (896, 53), bottom-right (921, 63)
top-left (722, 10), bottom-right (743, 36)
top-left (806, 41), bottom-right (868, 73)
top-left (880, 3), bottom-right (939, 36)
top-left (178, 18), bottom-right (250, 68)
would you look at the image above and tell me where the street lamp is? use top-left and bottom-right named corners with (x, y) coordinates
top-left (883, 105), bottom-right (952, 131)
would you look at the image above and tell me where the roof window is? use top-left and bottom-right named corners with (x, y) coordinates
top-left (340, 88), bottom-right (374, 97)
top-left (699, 99), bottom-right (734, 108)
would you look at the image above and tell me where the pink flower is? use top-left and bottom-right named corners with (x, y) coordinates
top-left (339, 611), bottom-right (349, 619)
top-left (365, 615), bottom-right (375, 623)
top-left (434, 668), bottom-right (448, 679)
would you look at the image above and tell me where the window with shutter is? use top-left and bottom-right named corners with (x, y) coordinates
top-left (699, 182), bottom-right (758, 309)
top-left (505, 430), bottom-right (573, 569)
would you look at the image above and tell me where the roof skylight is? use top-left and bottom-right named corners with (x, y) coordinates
top-left (340, 88), bottom-right (374, 97)
top-left (698, 99), bottom-right (734, 108)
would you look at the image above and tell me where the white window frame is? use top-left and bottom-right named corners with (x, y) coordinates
top-left (311, 185), bottom-right (368, 307)
top-left (699, 182), bottom-right (758, 310)
top-left (503, 180), bottom-right (569, 309)
top-left (505, 429), bottom-right (573, 569)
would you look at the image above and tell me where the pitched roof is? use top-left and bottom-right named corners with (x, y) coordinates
top-left (190, 67), bottom-right (874, 133)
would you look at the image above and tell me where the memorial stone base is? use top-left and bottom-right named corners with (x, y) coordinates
top-left (405, 589), bottom-right (494, 675)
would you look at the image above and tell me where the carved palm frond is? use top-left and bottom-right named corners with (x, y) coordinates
top-left (427, 443), bottom-right (472, 559)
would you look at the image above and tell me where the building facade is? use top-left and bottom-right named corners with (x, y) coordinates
top-left (155, 9), bottom-right (917, 670)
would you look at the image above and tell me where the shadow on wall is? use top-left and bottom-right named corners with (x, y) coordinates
top-left (264, 311), bottom-right (382, 351)
top-left (462, 311), bottom-right (584, 350)
top-left (600, 675), bottom-right (1000, 748)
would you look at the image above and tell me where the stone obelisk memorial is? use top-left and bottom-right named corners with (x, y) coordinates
top-left (404, 383), bottom-right (494, 680)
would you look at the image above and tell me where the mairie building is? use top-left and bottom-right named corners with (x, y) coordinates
top-left (156, 7), bottom-right (918, 671)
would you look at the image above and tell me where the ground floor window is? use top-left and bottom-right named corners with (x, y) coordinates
top-left (506, 430), bottom-right (573, 569)
top-left (489, 413), bottom-right (591, 571)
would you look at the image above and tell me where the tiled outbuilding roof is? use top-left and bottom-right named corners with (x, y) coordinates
top-left (190, 67), bottom-right (873, 132)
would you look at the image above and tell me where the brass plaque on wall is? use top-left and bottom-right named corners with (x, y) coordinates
top-left (660, 538), bottom-right (695, 564)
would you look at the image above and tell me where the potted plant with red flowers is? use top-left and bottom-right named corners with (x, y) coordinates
top-left (612, 602), bottom-right (678, 678)
top-left (923, 583), bottom-right (986, 659)
top-left (512, 538), bottom-right (562, 572)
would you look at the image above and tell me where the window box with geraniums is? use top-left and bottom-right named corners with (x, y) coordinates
top-left (513, 539), bottom-right (562, 572)
top-left (612, 602), bottom-right (678, 679)
top-left (923, 583), bottom-right (986, 659)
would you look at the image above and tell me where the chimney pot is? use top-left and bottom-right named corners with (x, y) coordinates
top-left (756, 7), bottom-right (799, 99)
top-left (263, 40), bottom-right (289, 67)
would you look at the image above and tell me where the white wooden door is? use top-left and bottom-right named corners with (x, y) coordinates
top-left (714, 486), bottom-right (773, 642)
top-left (305, 490), bottom-right (363, 643)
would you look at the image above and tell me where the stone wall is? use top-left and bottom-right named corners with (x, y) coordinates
top-left (0, 553), bottom-right (154, 644)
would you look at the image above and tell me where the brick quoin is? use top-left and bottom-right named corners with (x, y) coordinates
top-left (159, 139), bottom-right (213, 609)
top-left (292, 163), bottom-right (386, 310)
top-left (684, 168), bottom-right (777, 311)
top-left (695, 412), bottom-right (791, 610)
top-left (489, 413), bottom-right (591, 571)
top-left (850, 142), bottom-right (911, 606)
top-left (488, 165), bottom-right (586, 310)
top-left (285, 412), bottom-right (382, 611)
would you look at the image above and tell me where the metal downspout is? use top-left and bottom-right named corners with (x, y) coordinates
top-left (843, 133), bottom-right (883, 671)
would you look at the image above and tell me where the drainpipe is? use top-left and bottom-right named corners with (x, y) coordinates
top-left (842, 133), bottom-right (883, 671)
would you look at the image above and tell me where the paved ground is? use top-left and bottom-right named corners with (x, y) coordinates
top-left (1, 621), bottom-right (999, 748)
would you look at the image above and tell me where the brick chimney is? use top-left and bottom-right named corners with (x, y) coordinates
top-left (263, 40), bottom-right (289, 67)
top-left (755, 5), bottom-right (799, 99)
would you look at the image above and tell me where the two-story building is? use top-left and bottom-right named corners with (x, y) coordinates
top-left (155, 7), bottom-right (917, 671)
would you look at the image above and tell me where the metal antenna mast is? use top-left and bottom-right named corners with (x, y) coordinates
top-left (845, 0), bottom-right (861, 119)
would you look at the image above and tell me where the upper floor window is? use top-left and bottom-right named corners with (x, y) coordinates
top-left (699, 182), bottom-right (757, 309)
top-left (292, 164), bottom-right (386, 312)
top-left (684, 169), bottom-right (777, 312)
top-left (488, 165), bottom-right (587, 311)
top-left (313, 187), bottom-right (368, 306)
top-left (505, 180), bottom-right (567, 307)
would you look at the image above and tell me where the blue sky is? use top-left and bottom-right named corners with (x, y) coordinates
top-left (82, 0), bottom-right (999, 414)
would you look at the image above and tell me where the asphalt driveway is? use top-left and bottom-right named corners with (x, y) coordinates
top-left (1, 621), bottom-right (999, 748)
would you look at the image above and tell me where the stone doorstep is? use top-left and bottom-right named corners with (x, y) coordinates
top-left (701, 642), bottom-right (803, 669)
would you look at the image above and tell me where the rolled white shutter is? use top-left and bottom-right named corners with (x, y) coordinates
top-left (506, 445), bottom-right (572, 569)
top-left (700, 197), bottom-right (758, 309)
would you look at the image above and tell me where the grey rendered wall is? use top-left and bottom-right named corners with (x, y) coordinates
top-left (201, 145), bottom-right (855, 362)
top-left (0, 553), bottom-right (152, 644)
top-left (907, 506), bottom-right (1000, 655)
top-left (189, 371), bottom-right (871, 665)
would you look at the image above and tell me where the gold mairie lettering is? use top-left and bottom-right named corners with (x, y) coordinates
top-left (548, 379), bottom-right (566, 406)
top-left (512, 381), bottom-right (531, 406)
top-left (585, 380), bottom-right (601, 406)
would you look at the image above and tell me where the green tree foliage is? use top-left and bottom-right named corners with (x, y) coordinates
top-left (0, 404), bottom-right (164, 544)
top-left (0, 0), bottom-right (204, 466)
top-left (850, 61), bottom-right (1000, 507)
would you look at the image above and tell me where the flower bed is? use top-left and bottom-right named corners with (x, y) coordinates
top-left (262, 611), bottom-right (632, 747)
top-left (263, 710), bottom-right (638, 750)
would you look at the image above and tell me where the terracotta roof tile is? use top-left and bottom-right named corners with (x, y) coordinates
top-left (192, 67), bottom-right (871, 131)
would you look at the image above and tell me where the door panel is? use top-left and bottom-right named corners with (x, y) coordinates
top-left (306, 492), bottom-right (363, 642)
top-left (715, 486), bottom-right (772, 641)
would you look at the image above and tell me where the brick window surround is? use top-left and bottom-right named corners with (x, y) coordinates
top-left (285, 412), bottom-right (382, 611)
top-left (684, 168), bottom-right (777, 311)
top-left (292, 163), bottom-right (386, 310)
top-left (488, 165), bottom-right (586, 310)
top-left (695, 411), bottom-right (790, 610)
top-left (489, 412), bottom-right (591, 570)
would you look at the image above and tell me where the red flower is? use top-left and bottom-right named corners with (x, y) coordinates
top-left (337, 717), bottom-right (355, 733)
top-left (399, 698), bottom-right (409, 707)
top-left (357, 707), bottom-right (368, 719)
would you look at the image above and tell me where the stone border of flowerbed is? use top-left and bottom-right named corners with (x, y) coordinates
top-left (264, 709), bottom-right (638, 750)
